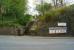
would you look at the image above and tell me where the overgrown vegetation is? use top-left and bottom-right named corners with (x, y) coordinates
top-left (0, 0), bottom-right (74, 36)
top-left (0, 0), bottom-right (32, 27)
top-left (34, 3), bottom-right (74, 36)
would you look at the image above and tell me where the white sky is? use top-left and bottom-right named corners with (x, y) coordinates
top-left (27, 0), bottom-right (74, 16)
top-left (66, 0), bottom-right (74, 5)
top-left (26, 0), bottom-right (39, 16)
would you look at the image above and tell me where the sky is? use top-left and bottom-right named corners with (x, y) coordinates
top-left (66, 0), bottom-right (74, 5)
top-left (27, 0), bottom-right (74, 16)
top-left (26, 0), bottom-right (39, 16)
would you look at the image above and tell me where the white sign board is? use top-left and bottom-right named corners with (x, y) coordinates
top-left (49, 27), bottom-right (67, 34)
top-left (49, 30), bottom-right (56, 34)
top-left (55, 29), bottom-right (67, 33)
top-left (58, 22), bottom-right (67, 26)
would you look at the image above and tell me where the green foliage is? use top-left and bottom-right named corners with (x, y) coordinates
top-left (61, 5), bottom-right (74, 34)
top-left (36, 2), bottom-right (66, 23)
top-left (36, 3), bottom-right (52, 15)
top-left (17, 14), bottom-right (32, 26)
top-left (0, 0), bottom-right (30, 27)
top-left (38, 7), bottom-right (66, 23)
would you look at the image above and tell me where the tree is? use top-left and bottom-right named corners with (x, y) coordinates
top-left (36, 3), bottom-right (52, 16)
top-left (18, 14), bottom-right (32, 26)
top-left (0, 0), bottom-right (27, 26)
top-left (52, 0), bottom-right (65, 7)
top-left (62, 5), bottom-right (74, 36)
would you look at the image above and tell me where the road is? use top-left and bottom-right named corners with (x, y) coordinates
top-left (0, 36), bottom-right (74, 50)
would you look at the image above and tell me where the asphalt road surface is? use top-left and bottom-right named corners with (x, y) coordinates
top-left (0, 36), bottom-right (74, 50)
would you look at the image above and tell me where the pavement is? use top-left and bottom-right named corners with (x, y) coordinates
top-left (0, 36), bottom-right (74, 50)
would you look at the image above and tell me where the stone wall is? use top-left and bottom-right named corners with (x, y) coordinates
top-left (0, 27), bottom-right (17, 35)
